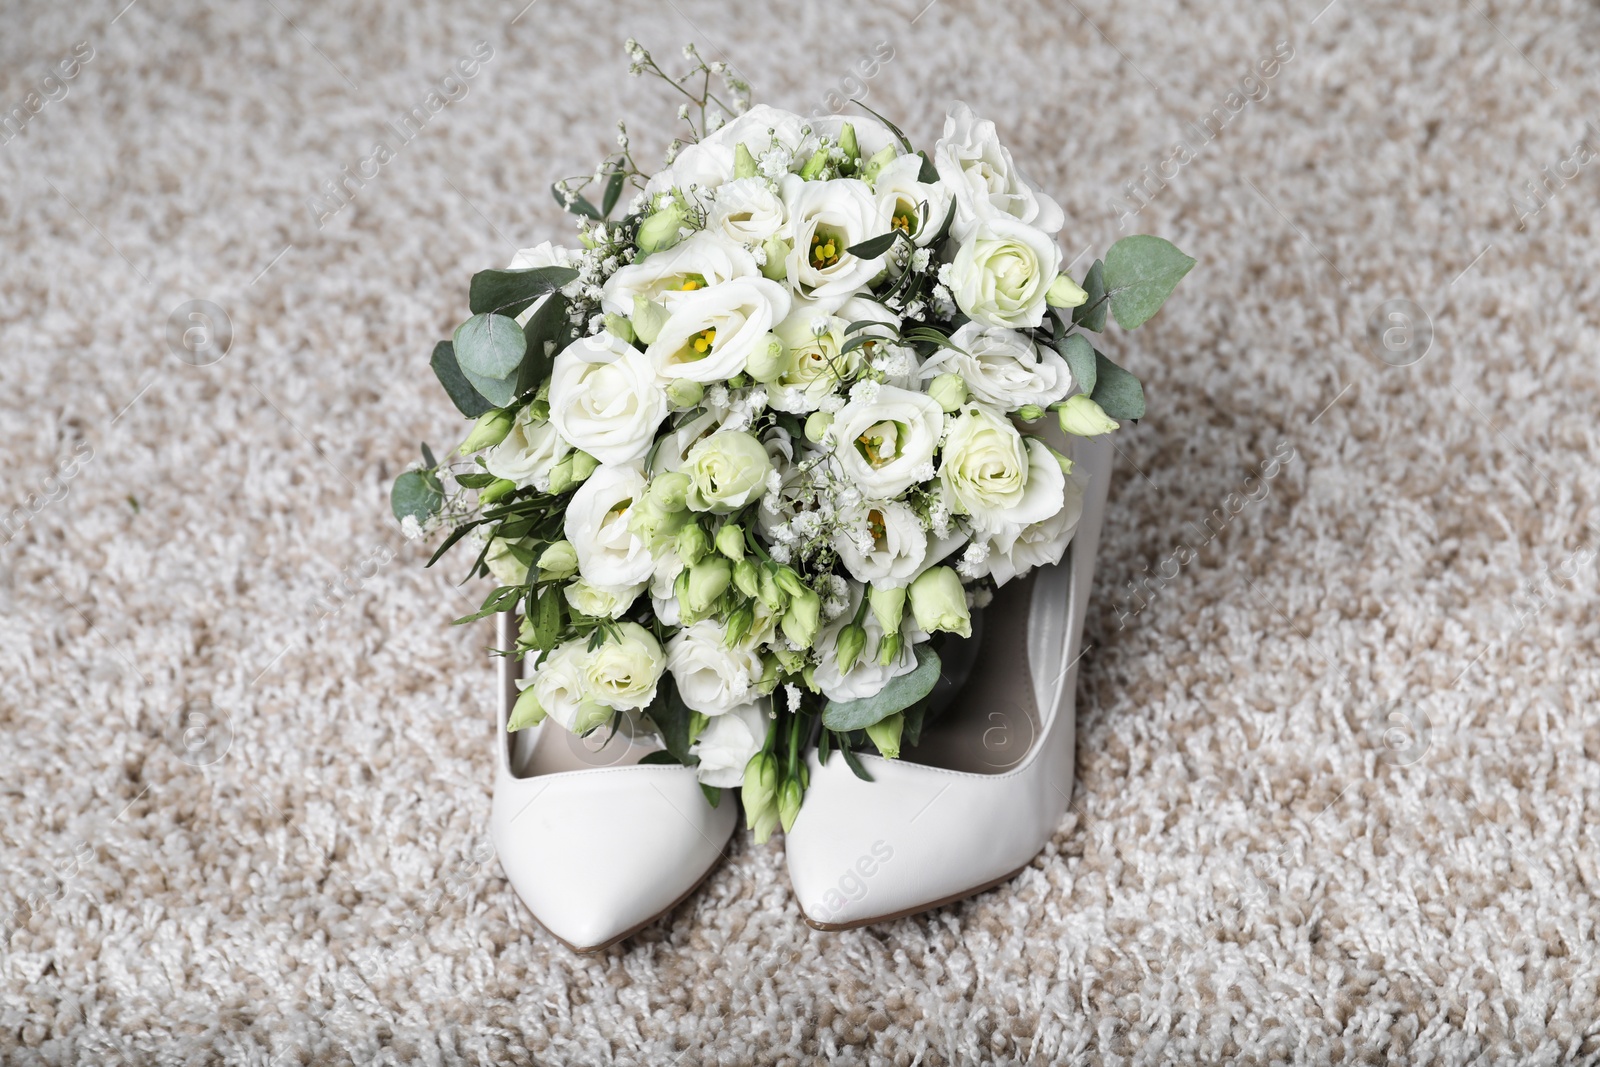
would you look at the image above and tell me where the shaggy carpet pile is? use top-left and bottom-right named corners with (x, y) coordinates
top-left (2, 0), bottom-right (1598, 1062)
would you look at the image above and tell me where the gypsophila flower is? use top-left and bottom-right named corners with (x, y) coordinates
top-left (770, 544), bottom-right (793, 564)
top-left (400, 515), bottom-right (423, 540)
top-left (785, 684), bottom-right (802, 712)
top-left (848, 379), bottom-right (881, 405)
top-left (910, 248), bottom-right (932, 272)
top-left (957, 541), bottom-right (991, 579)
top-left (971, 585), bottom-right (994, 609)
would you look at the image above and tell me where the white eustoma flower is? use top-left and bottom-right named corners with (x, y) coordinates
top-left (832, 500), bottom-right (928, 589)
top-left (830, 385), bottom-right (943, 498)
top-left (813, 594), bottom-right (917, 703)
top-left (982, 469), bottom-right (1086, 586)
top-left (564, 465), bottom-right (655, 590)
top-left (505, 241), bottom-right (576, 326)
top-left (920, 322), bottom-right (1073, 410)
top-left (548, 333), bottom-right (668, 466)
top-left (768, 297), bottom-right (899, 414)
top-left (933, 102), bottom-right (1065, 240)
top-left (600, 231), bottom-right (758, 318)
top-left (706, 177), bottom-right (787, 246)
top-left (938, 404), bottom-right (1066, 531)
top-left (646, 277), bottom-right (791, 382)
top-left (564, 579), bottom-right (645, 619)
top-left (581, 621), bottom-right (665, 711)
top-left (645, 105), bottom-right (814, 197)
top-left (690, 700), bottom-right (771, 788)
top-left (666, 620), bottom-right (764, 716)
top-left (780, 175), bottom-right (892, 312)
top-left (946, 215), bottom-right (1062, 330)
top-left (528, 641), bottom-right (604, 732)
top-left (483, 406), bottom-right (572, 491)
top-left (871, 153), bottom-right (953, 247)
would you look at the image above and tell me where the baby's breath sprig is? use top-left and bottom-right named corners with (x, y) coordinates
top-left (624, 38), bottom-right (750, 144)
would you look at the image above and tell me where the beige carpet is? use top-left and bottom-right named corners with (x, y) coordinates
top-left (3, 0), bottom-right (1599, 1061)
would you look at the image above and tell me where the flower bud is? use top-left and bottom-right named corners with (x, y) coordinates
top-left (865, 712), bottom-right (904, 759)
top-left (733, 141), bottom-right (758, 180)
top-left (536, 540), bottom-right (579, 580)
top-left (1016, 403), bottom-right (1045, 422)
top-left (927, 373), bottom-right (968, 412)
top-left (909, 566), bottom-right (972, 638)
top-left (457, 408), bottom-right (514, 454)
top-left (676, 523), bottom-right (711, 566)
top-left (478, 477), bottom-right (516, 505)
top-left (1046, 272), bottom-right (1089, 308)
top-left (1049, 446), bottom-right (1075, 475)
top-left (646, 471), bottom-right (691, 513)
top-left (666, 378), bottom-right (705, 409)
top-left (838, 123), bottom-right (859, 167)
top-left (745, 331), bottom-right (788, 380)
top-left (635, 201), bottom-right (686, 255)
top-left (781, 586), bottom-right (822, 649)
top-left (631, 294), bottom-right (670, 344)
top-left (772, 646), bottom-right (805, 674)
top-left (757, 568), bottom-right (789, 612)
top-left (876, 630), bottom-right (902, 666)
top-left (804, 411), bottom-right (833, 443)
top-left (547, 450), bottom-right (599, 494)
top-left (760, 236), bottom-right (790, 281)
top-left (1057, 394), bottom-right (1120, 437)
top-left (733, 557), bottom-right (761, 599)
top-left (778, 777), bottom-right (803, 833)
top-left (724, 604), bottom-right (753, 646)
top-left (571, 700), bottom-right (613, 736)
top-left (742, 751), bottom-right (780, 842)
top-left (859, 144), bottom-right (897, 184)
top-left (604, 313), bottom-right (635, 343)
top-left (485, 538), bottom-right (530, 586)
top-left (507, 684), bottom-right (546, 731)
top-left (798, 147), bottom-right (829, 180)
top-left (715, 523), bottom-right (746, 560)
top-left (684, 557), bottom-right (732, 615)
top-left (869, 584), bottom-right (906, 633)
top-left (773, 566), bottom-right (807, 598)
top-left (757, 653), bottom-right (781, 691)
top-left (835, 622), bottom-right (867, 674)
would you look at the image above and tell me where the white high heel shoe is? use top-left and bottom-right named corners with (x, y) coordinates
top-left (487, 612), bottom-right (736, 952)
top-left (784, 432), bottom-right (1112, 930)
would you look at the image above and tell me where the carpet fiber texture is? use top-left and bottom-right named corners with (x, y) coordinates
top-left (3, 0), bottom-right (1599, 1062)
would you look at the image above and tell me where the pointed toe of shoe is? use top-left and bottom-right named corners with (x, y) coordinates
top-left (492, 765), bottom-right (735, 951)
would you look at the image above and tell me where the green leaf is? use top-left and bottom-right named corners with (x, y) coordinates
top-left (1057, 333), bottom-right (1097, 396)
top-left (639, 750), bottom-right (679, 765)
top-left (602, 171), bottom-right (626, 217)
top-left (420, 442), bottom-right (437, 469)
top-left (1090, 349), bottom-right (1146, 420)
top-left (823, 644), bottom-right (942, 731)
top-left (551, 184), bottom-right (602, 219)
top-left (851, 99), bottom-right (913, 153)
top-left (390, 469), bottom-right (442, 524)
top-left (429, 341), bottom-right (494, 418)
top-left (454, 471), bottom-right (497, 489)
top-left (1072, 260), bottom-right (1108, 332)
top-left (1101, 236), bottom-right (1195, 330)
top-left (838, 740), bottom-right (875, 782)
top-left (844, 229), bottom-right (908, 260)
top-left (645, 675), bottom-right (699, 766)
top-left (700, 783), bottom-right (722, 808)
top-left (425, 519), bottom-right (484, 568)
top-left (453, 313), bottom-right (526, 408)
top-left (468, 266), bottom-right (579, 319)
top-left (533, 584), bottom-right (561, 651)
top-left (452, 584), bottom-right (522, 625)
top-left (516, 292), bottom-right (568, 397)
top-left (916, 150), bottom-right (938, 184)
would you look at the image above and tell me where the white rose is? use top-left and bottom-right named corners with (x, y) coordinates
top-left (767, 297), bottom-right (900, 414)
top-left (706, 177), bottom-right (787, 246)
top-left (666, 620), bottom-right (764, 716)
top-left (982, 469), bottom-right (1086, 586)
top-left (946, 215), bottom-right (1062, 330)
top-left (505, 241), bottom-right (576, 326)
top-left (528, 641), bottom-right (605, 733)
top-left (813, 592), bottom-right (917, 702)
top-left (690, 700), bottom-right (771, 788)
top-left (781, 175), bottom-right (891, 311)
top-left (600, 231), bottom-right (759, 318)
top-left (939, 404), bottom-right (1066, 531)
top-left (933, 102), bottom-right (1064, 240)
top-left (581, 621), bottom-right (665, 711)
top-left (565, 579), bottom-right (645, 619)
top-left (548, 333), bottom-right (668, 466)
top-left (831, 385), bottom-right (943, 498)
top-left (564, 465), bottom-right (655, 589)
top-left (920, 322), bottom-right (1073, 410)
top-left (871, 153), bottom-right (953, 247)
top-left (646, 277), bottom-right (791, 382)
top-left (832, 500), bottom-right (928, 589)
top-left (483, 406), bottom-right (572, 491)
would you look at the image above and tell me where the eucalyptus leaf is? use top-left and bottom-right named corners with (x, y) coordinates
top-left (601, 170), bottom-right (625, 216)
top-left (429, 341), bottom-right (494, 418)
top-left (844, 229), bottom-right (907, 260)
top-left (1057, 333), bottom-right (1098, 396)
top-left (1072, 260), bottom-right (1108, 332)
top-left (453, 313), bottom-right (526, 407)
top-left (1102, 236), bottom-right (1195, 330)
top-left (1090, 349), bottom-right (1146, 420)
top-left (390, 469), bottom-right (442, 524)
top-left (823, 644), bottom-right (942, 731)
top-left (468, 266), bottom-right (579, 318)
top-left (516, 292), bottom-right (568, 396)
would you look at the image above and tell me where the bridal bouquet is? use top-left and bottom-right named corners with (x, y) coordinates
top-left (393, 42), bottom-right (1192, 840)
